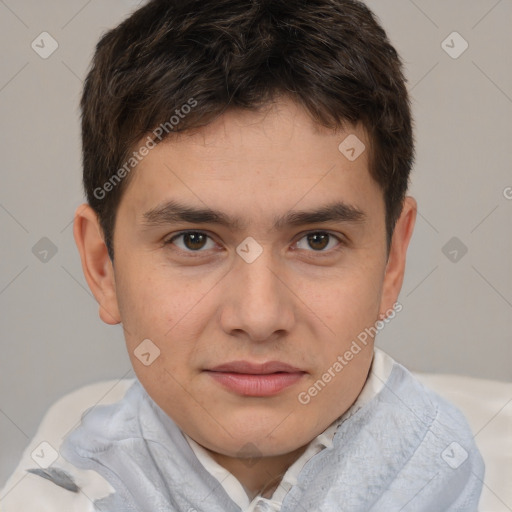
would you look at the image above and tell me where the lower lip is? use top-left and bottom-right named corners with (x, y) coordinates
top-left (205, 371), bottom-right (306, 396)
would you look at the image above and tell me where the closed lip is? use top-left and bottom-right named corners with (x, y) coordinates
top-left (206, 360), bottom-right (305, 375)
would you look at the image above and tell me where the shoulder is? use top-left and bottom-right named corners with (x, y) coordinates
top-left (373, 360), bottom-right (484, 466)
top-left (369, 361), bottom-right (485, 510)
top-left (0, 378), bottom-right (135, 511)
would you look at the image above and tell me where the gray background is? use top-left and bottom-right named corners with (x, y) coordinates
top-left (1, 0), bottom-right (511, 491)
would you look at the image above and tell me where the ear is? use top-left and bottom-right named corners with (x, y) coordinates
top-left (378, 196), bottom-right (417, 317)
top-left (73, 203), bottom-right (121, 325)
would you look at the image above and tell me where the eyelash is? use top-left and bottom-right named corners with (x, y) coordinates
top-left (163, 230), bottom-right (345, 256)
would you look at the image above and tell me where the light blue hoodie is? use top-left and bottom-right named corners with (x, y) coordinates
top-left (50, 360), bottom-right (484, 511)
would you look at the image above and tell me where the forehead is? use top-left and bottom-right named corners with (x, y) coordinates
top-left (118, 98), bottom-right (383, 224)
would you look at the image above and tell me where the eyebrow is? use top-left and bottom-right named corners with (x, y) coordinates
top-left (141, 199), bottom-right (366, 231)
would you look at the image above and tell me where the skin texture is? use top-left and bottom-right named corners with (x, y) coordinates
top-left (74, 96), bottom-right (417, 498)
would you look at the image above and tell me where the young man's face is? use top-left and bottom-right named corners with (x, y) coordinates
top-left (75, 96), bottom-right (415, 466)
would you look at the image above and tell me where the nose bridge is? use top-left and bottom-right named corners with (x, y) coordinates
top-left (240, 253), bottom-right (280, 302)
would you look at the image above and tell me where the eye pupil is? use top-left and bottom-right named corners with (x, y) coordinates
top-left (307, 233), bottom-right (329, 251)
top-left (184, 232), bottom-right (207, 250)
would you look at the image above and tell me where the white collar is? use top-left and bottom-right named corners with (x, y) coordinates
top-left (184, 348), bottom-right (394, 511)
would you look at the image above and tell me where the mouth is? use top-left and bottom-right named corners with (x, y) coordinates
top-left (204, 360), bottom-right (307, 396)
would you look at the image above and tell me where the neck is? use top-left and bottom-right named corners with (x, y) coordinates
top-left (206, 443), bottom-right (309, 500)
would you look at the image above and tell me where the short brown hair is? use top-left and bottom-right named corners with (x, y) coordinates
top-left (81, 0), bottom-right (414, 261)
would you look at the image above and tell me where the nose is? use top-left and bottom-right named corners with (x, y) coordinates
top-left (219, 249), bottom-right (295, 343)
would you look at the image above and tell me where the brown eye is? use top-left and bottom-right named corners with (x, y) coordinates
top-left (183, 232), bottom-right (207, 250)
top-left (166, 231), bottom-right (215, 252)
top-left (307, 233), bottom-right (329, 250)
top-left (295, 232), bottom-right (342, 252)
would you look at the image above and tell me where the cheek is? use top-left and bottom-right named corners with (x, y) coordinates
top-left (299, 269), bottom-right (381, 413)
top-left (116, 266), bottom-right (200, 399)
top-left (114, 259), bottom-right (185, 346)
top-left (115, 259), bottom-right (216, 375)
top-left (307, 264), bottom-right (383, 337)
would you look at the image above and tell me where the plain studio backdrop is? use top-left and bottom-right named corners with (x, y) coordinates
top-left (0, 0), bottom-right (511, 490)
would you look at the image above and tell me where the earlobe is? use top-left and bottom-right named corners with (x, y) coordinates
top-left (73, 204), bottom-right (121, 325)
top-left (379, 196), bottom-right (417, 316)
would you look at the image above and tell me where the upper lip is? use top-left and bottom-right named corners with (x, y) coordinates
top-left (206, 361), bottom-right (305, 374)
